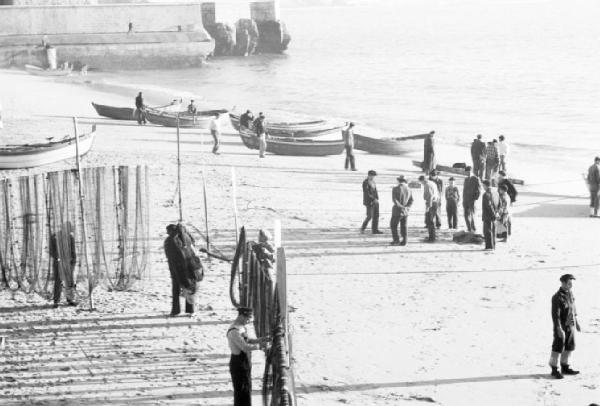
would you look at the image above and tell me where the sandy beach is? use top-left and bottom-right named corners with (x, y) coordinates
top-left (0, 68), bottom-right (599, 406)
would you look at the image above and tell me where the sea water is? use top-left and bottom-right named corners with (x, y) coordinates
top-left (96, 0), bottom-right (600, 176)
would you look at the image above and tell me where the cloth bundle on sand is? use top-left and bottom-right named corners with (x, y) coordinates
top-left (452, 230), bottom-right (485, 245)
top-left (165, 224), bottom-right (205, 304)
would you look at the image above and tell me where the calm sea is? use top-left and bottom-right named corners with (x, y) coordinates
top-left (102, 0), bottom-right (600, 166)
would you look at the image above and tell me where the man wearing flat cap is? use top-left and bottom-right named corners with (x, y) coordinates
top-left (227, 307), bottom-right (270, 405)
top-left (390, 175), bottom-right (413, 246)
top-left (549, 274), bottom-right (581, 379)
top-left (361, 170), bottom-right (383, 234)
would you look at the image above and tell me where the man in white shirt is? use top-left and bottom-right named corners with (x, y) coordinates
top-left (210, 113), bottom-right (221, 155)
top-left (498, 135), bottom-right (509, 172)
top-left (227, 307), bottom-right (269, 406)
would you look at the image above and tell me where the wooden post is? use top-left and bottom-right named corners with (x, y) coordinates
top-left (176, 114), bottom-right (183, 223)
top-left (72, 117), bottom-right (94, 310)
top-left (231, 167), bottom-right (239, 243)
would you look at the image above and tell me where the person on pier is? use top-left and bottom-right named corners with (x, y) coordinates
top-left (227, 307), bottom-right (270, 406)
top-left (49, 222), bottom-right (78, 308)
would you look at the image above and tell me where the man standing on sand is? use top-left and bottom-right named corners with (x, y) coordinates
top-left (419, 175), bottom-right (439, 242)
top-left (471, 134), bottom-right (486, 179)
top-left (342, 122), bottom-right (356, 171)
top-left (134, 92), bottom-right (146, 125)
top-left (549, 274), bottom-right (581, 379)
top-left (462, 166), bottom-right (481, 232)
top-left (496, 184), bottom-right (511, 242)
top-left (210, 113), bottom-right (221, 155)
top-left (586, 156), bottom-right (600, 217)
top-left (227, 307), bottom-right (270, 406)
top-left (445, 176), bottom-right (460, 229)
top-left (390, 176), bottom-right (413, 246)
top-left (497, 171), bottom-right (517, 235)
top-left (255, 113), bottom-right (267, 158)
top-left (429, 170), bottom-right (443, 228)
top-left (361, 170), bottom-right (382, 234)
top-left (481, 180), bottom-right (498, 250)
top-left (49, 222), bottom-right (78, 308)
top-left (422, 131), bottom-right (436, 174)
top-left (498, 135), bottom-right (509, 172)
top-left (240, 110), bottom-right (254, 129)
top-left (187, 99), bottom-right (197, 115)
top-left (485, 140), bottom-right (499, 182)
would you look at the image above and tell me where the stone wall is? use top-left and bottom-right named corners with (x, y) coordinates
top-left (0, 3), bottom-right (207, 35)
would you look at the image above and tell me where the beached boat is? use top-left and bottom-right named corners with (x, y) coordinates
top-left (229, 113), bottom-right (343, 138)
top-left (25, 64), bottom-right (73, 77)
top-left (0, 125), bottom-right (97, 169)
top-left (354, 133), bottom-right (429, 155)
top-left (411, 160), bottom-right (524, 185)
top-left (92, 102), bottom-right (135, 121)
top-left (239, 128), bottom-right (344, 156)
top-left (146, 108), bottom-right (228, 129)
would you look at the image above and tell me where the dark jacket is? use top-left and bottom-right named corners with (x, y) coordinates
top-left (462, 175), bottom-right (481, 205)
top-left (551, 287), bottom-right (577, 330)
top-left (135, 95), bottom-right (144, 109)
top-left (362, 178), bottom-right (378, 206)
top-left (164, 224), bottom-right (204, 293)
top-left (471, 139), bottom-right (486, 161)
top-left (588, 164), bottom-right (600, 191)
top-left (49, 231), bottom-right (76, 265)
top-left (255, 119), bottom-right (266, 136)
top-left (498, 179), bottom-right (518, 203)
top-left (481, 190), bottom-right (498, 222)
top-left (240, 112), bottom-right (254, 129)
top-left (391, 184), bottom-right (413, 217)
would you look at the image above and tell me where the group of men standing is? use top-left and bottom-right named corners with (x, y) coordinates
top-left (470, 134), bottom-right (509, 182)
top-left (359, 166), bottom-right (517, 249)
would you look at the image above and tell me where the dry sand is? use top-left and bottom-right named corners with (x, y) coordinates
top-left (0, 68), bottom-right (599, 406)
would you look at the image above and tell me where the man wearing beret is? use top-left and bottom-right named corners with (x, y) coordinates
top-left (390, 176), bottom-right (413, 246)
top-left (361, 170), bottom-right (383, 234)
top-left (549, 274), bottom-right (581, 379)
top-left (227, 307), bottom-right (270, 405)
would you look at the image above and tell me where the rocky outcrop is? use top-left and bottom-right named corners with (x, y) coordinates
top-left (204, 22), bottom-right (235, 56)
top-left (234, 19), bottom-right (259, 57)
top-left (255, 20), bottom-right (291, 54)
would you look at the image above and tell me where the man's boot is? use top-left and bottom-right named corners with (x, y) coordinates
top-left (550, 367), bottom-right (564, 379)
top-left (561, 364), bottom-right (580, 375)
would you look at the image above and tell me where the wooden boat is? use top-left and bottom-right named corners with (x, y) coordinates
top-left (0, 125), bottom-right (96, 169)
top-left (229, 113), bottom-right (343, 138)
top-left (25, 64), bottom-right (73, 77)
top-left (91, 102), bottom-right (135, 121)
top-left (146, 108), bottom-right (228, 129)
top-left (239, 128), bottom-right (344, 156)
top-left (411, 160), bottom-right (524, 185)
top-left (354, 133), bottom-right (429, 155)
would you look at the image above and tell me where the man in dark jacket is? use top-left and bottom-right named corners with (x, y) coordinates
top-left (390, 176), bottom-right (413, 246)
top-left (49, 222), bottom-right (78, 308)
top-left (134, 91), bottom-right (146, 125)
top-left (164, 224), bottom-right (204, 316)
top-left (342, 122), bottom-right (356, 171)
top-left (361, 170), bottom-right (382, 234)
top-left (470, 134), bottom-right (486, 179)
top-left (587, 156), bottom-right (600, 217)
top-left (240, 110), bottom-right (254, 129)
top-left (549, 274), bottom-right (581, 379)
top-left (422, 131), bottom-right (436, 174)
top-left (462, 166), bottom-right (481, 232)
top-left (481, 180), bottom-right (498, 250)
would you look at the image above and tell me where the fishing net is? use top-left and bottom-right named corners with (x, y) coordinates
top-left (0, 165), bottom-right (150, 297)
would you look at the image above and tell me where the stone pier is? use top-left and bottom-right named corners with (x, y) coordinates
top-left (0, 2), bottom-right (214, 70)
